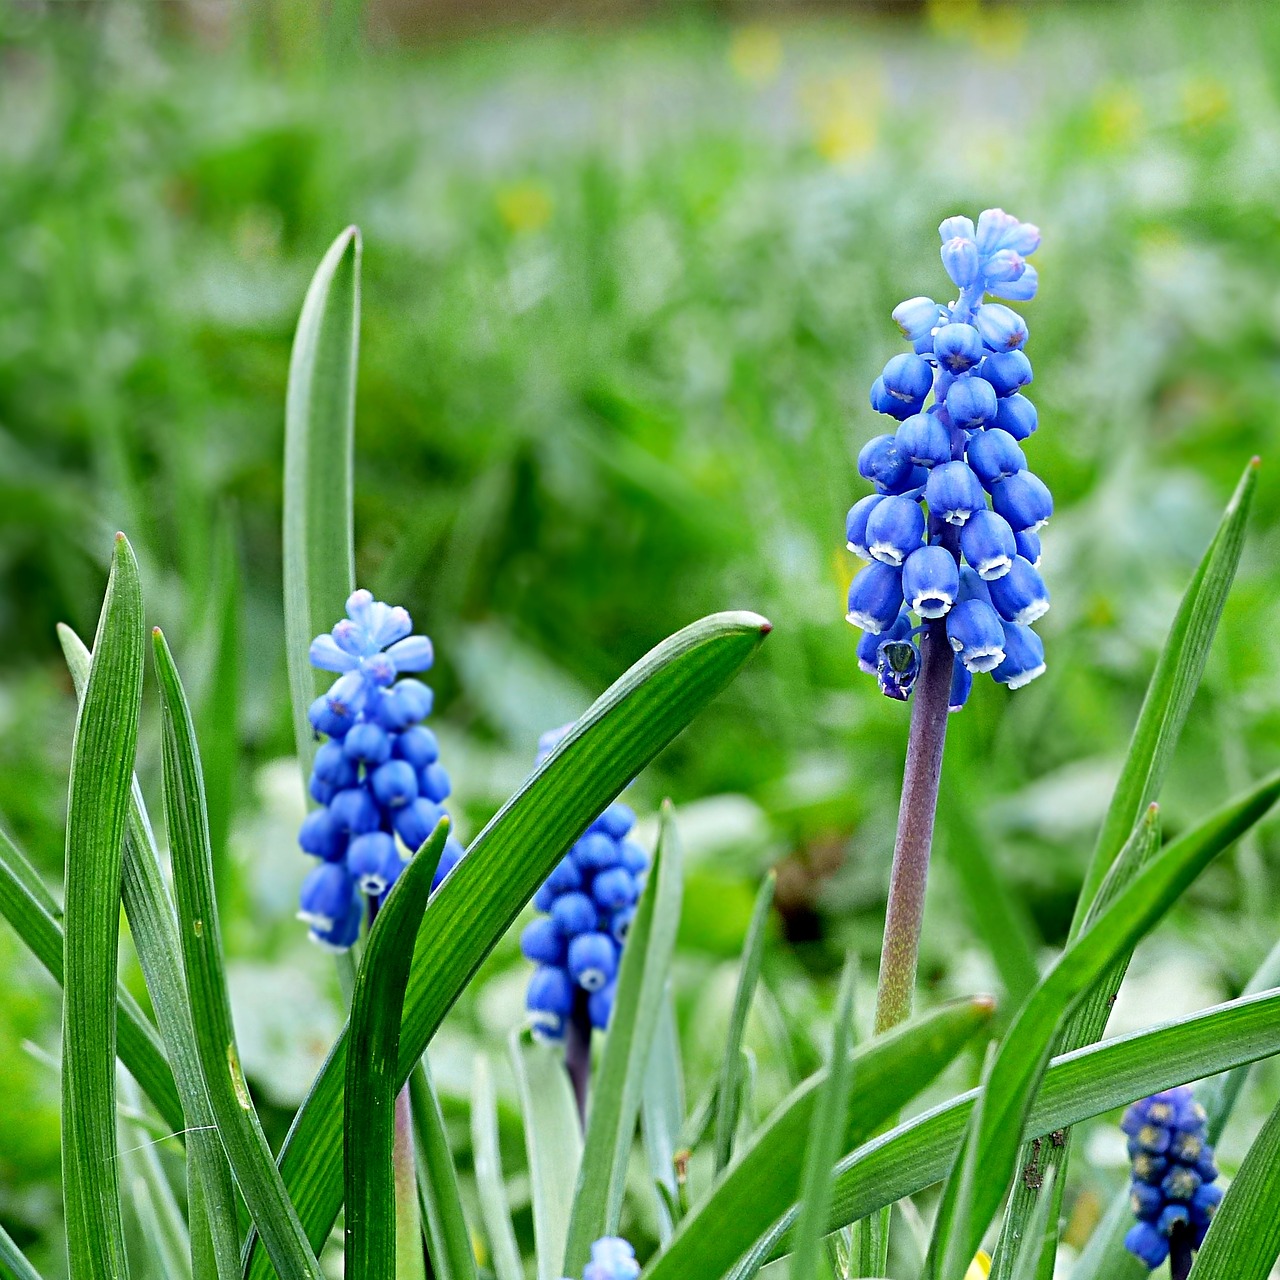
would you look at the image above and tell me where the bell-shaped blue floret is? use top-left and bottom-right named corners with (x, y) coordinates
top-left (609, 907), bottom-right (636, 944)
top-left (431, 834), bottom-right (465, 890)
top-left (966, 428), bottom-right (1026, 489)
top-left (1158, 1204), bottom-right (1191, 1236)
top-left (308, 883), bottom-right (364, 952)
top-left (896, 413), bottom-right (952, 468)
top-left (858, 435), bottom-right (913, 490)
top-left (309, 776), bottom-right (336, 806)
top-left (393, 797), bottom-right (445, 851)
top-left (941, 236), bottom-right (980, 288)
top-left (348, 831), bottom-right (397, 895)
top-left (857, 608), bottom-right (911, 673)
top-left (588, 981), bottom-right (617, 1033)
top-left (298, 862), bottom-right (357, 931)
top-left (594, 803), bottom-right (637, 839)
top-left (394, 725), bottom-right (440, 770)
top-left (308, 693), bottom-right (355, 739)
top-left (925, 461), bottom-right (986, 526)
top-left (620, 840), bottom-right (648, 875)
top-left (994, 264), bottom-right (1038, 302)
top-left (981, 248), bottom-right (1026, 286)
top-left (418, 762), bottom-right (452, 803)
top-left (901, 546), bottom-right (960, 619)
top-left (1124, 1222), bottom-right (1170, 1268)
top-left (551, 891), bottom-right (598, 938)
top-left (992, 621), bottom-right (1046, 689)
top-left (974, 303), bottom-right (1028, 351)
top-left (882, 353), bottom-right (934, 404)
top-left (865, 495), bottom-right (926, 567)
top-left (879, 463), bottom-right (930, 497)
top-left (988, 556), bottom-right (1050, 625)
top-left (844, 495), bottom-right (883, 559)
top-left (957, 566), bottom-right (993, 605)
top-left (976, 209), bottom-right (1040, 256)
top-left (1161, 1166), bottom-right (1202, 1203)
top-left (846, 561), bottom-right (904, 634)
top-left (568, 932), bottom-right (619, 992)
top-left (521, 916), bottom-right (567, 967)
top-left (1130, 1180), bottom-right (1164, 1222)
top-left (892, 296), bottom-right (945, 342)
top-left (592, 867), bottom-right (639, 912)
top-left (875, 637), bottom-right (921, 701)
top-left (946, 599), bottom-right (1007, 674)
top-left (869, 377), bottom-right (923, 421)
top-left (584, 1236), bottom-right (641, 1280)
top-left (991, 470), bottom-right (1053, 532)
top-left (343, 721), bottom-right (391, 766)
top-left (932, 323), bottom-right (983, 374)
top-left (370, 759), bottom-right (418, 809)
top-left (313, 740), bottom-right (359, 788)
top-left (1014, 528), bottom-right (1041, 566)
top-left (328, 787), bottom-right (380, 837)
top-left (960, 509), bottom-right (1016, 581)
top-left (948, 658), bottom-right (972, 712)
top-left (1190, 1182), bottom-right (1223, 1224)
top-left (945, 375), bottom-right (998, 431)
top-left (939, 214), bottom-right (976, 242)
top-left (995, 392), bottom-right (1038, 440)
top-left (979, 349), bottom-right (1033, 397)
top-left (527, 965), bottom-right (574, 1042)
top-left (574, 831), bottom-right (623, 872)
top-left (298, 808), bottom-right (347, 861)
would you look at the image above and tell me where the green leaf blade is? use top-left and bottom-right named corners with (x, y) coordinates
top-left (61, 533), bottom-right (145, 1280)
top-left (470, 1057), bottom-right (524, 1280)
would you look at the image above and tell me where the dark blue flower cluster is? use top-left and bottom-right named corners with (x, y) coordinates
top-left (522, 728), bottom-right (648, 1042)
top-left (845, 209), bottom-right (1051, 708)
top-left (295, 590), bottom-right (465, 951)
top-left (1122, 1086), bottom-right (1223, 1267)
top-left (562, 1237), bottom-right (640, 1280)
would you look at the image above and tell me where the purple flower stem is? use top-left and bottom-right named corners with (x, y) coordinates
top-left (1169, 1227), bottom-right (1194, 1280)
top-left (872, 611), bottom-right (953, 1035)
top-left (565, 990), bottom-right (592, 1129)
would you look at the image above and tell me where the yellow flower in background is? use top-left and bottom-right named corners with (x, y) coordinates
top-left (1181, 74), bottom-right (1230, 132)
top-left (804, 73), bottom-right (882, 167)
top-left (927, 0), bottom-right (981, 39)
top-left (729, 24), bottom-right (783, 87)
top-left (926, 0), bottom-right (1027, 60)
top-left (965, 1251), bottom-right (993, 1280)
top-left (1092, 85), bottom-right (1145, 150)
top-left (496, 181), bottom-right (554, 235)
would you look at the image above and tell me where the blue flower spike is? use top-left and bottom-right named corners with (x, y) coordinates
top-left (569, 1238), bottom-right (641, 1280)
top-left (524, 728), bottom-right (649, 1041)
top-left (844, 209), bottom-right (1050, 706)
top-left (296, 590), bottom-right (464, 950)
top-left (1123, 1086), bottom-right (1221, 1270)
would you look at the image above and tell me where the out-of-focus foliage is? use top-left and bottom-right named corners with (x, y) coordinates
top-left (2, 2), bottom-right (1280, 1273)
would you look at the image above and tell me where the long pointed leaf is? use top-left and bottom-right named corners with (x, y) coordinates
top-left (345, 824), bottom-right (448, 1280)
top-left (283, 225), bottom-right (361, 780)
top-left (1073, 457), bottom-right (1257, 932)
top-left (564, 802), bottom-right (684, 1272)
top-left (929, 773), bottom-right (1280, 1277)
top-left (470, 1057), bottom-right (524, 1280)
top-left (245, 609), bottom-right (770, 1278)
top-left (640, 996), bottom-right (995, 1280)
top-left (61, 533), bottom-right (144, 1280)
top-left (0, 1221), bottom-right (46, 1280)
top-left (153, 631), bottom-right (325, 1280)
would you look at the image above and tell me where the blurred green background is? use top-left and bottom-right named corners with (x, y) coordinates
top-left (3, 0), bottom-right (1280, 1274)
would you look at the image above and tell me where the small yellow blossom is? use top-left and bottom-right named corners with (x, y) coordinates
top-left (729, 24), bottom-right (783, 87)
top-left (496, 182), bottom-right (553, 235)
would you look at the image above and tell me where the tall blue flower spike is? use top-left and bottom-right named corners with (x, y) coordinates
top-left (297, 589), bottom-right (465, 950)
top-left (523, 726), bottom-right (648, 1042)
top-left (846, 209), bottom-right (1051, 708)
top-left (1122, 1086), bottom-right (1222, 1268)
top-left (561, 1237), bottom-right (641, 1280)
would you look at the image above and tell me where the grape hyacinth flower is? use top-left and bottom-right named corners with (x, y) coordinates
top-left (846, 208), bottom-right (1051, 713)
top-left (522, 726), bottom-right (648, 1043)
top-left (296, 589), bottom-right (465, 950)
top-left (562, 1237), bottom-right (641, 1280)
top-left (1123, 1087), bottom-right (1222, 1276)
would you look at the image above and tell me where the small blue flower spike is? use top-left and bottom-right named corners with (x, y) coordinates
top-left (575, 1237), bottom-right (641, 1280)
top-left (844, 209), bottom-right (1050, 706)
top-left (524, 728), bottom-right (649, 1041)
top-left (297, 590), bottom-right (464, 950)
top-left (1123, 1086), bottom-right (1221, 1268)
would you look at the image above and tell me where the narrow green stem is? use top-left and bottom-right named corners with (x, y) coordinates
top-left (394, 1075), bottom-right (430, 1280)
top-left (872, 614), bottom-right (952, 1034)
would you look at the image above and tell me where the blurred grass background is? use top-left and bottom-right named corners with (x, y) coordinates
top-left (2, 0), bottom-right (1280, 1273)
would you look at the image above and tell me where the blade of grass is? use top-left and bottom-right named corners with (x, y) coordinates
top-left (1006, 1169), bottom-right (1057, 1280)
top-left (345, 823), bottom-right (448, 1280)
top-left (471, 1056), bottom-right (524, 1280)
top-left (283, 225), bottom-right (360, 781)
top-left (641, 993), bottom-right (685, 1244)
top-left (245, 609), bottom-right (771, 1279)
top-left (1185, 1094), bottom-right (1280, 1280)
top-left (714, 871), bottom-right (776, 1174)
top-left (60, 623), bottom-right (242, 1277)
top-left (788, 955), bottom-right (859, 1280)
top-left (639, 995), bottom-right (995, 1280)
top-left (0, 825), bottom-right (182, 1135)
top-left (0, 1223), bottom-right (45, 1280)
top-left (1073, 457), bottom-right (1258, 935)
top-left (990, 805), bottom-right (1162, 1280)
top-left (61, 533), bottom-right (144, 1280)
top-left (511, 1028), bottom-right (584, 1280)
top-left (563, 801), bottom-right (684, 1273)
top-left (153, 629), bottom-right (325, 1280)
top-left (928, 773), bottom-right (1280, 1279)
top-left (408, 1055), bottom-right (479, 1280)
